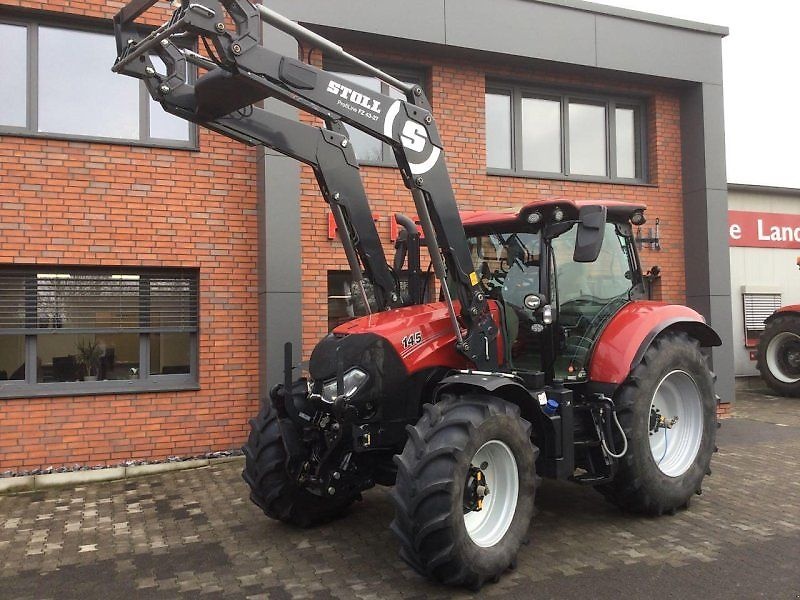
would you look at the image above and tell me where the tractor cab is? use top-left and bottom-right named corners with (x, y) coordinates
top-left (462, 199), bottom-right (647, 383)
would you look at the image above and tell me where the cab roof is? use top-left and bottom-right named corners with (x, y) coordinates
top-left (460, 198), bottom-right (646, 232)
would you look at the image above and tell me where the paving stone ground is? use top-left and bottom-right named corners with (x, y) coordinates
top-left (1, 385), bottom-right (799, 599)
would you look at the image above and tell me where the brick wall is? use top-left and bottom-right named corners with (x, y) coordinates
top-left (0, 0), bottom-right (260, 472)
top-left (297, 42), bottom-right (687, 356)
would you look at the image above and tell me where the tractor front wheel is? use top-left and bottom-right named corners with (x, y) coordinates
top-left (242, 403), bottom-right (357, 527)
top-left (390, 394), bottom-right (538, 589)
top-left (598, 331), bottom-right (716, 515)
top-left (757, 314), bottom-right (800, 397)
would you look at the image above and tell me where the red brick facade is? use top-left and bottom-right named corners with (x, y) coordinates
top-left (0, 1), bottom-right (261, 472)
top-left (0, 2), bottom-right (693, 472)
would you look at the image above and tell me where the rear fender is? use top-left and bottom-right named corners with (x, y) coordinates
top-left (588, 301), bottom-right (721, 386)
top-left (765, 305), bottom-right (800, 324)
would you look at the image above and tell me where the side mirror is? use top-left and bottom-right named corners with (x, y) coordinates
top-left (573, 205), bottom-right (607, 263)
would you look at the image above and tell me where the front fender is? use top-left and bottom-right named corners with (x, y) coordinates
top-left (588, 301), bottom-right (721, 385)
top-left (434, 372), bottom-right (543, 423)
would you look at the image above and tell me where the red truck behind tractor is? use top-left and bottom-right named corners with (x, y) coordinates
top-left (112, 0), bottom-right (722, 588)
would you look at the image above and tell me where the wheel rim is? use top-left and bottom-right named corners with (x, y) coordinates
top-left (765, 331), bottom-right (800, 383)
top-left (648, 370), bottom-right (704, 477)
top-left (463, 440), bottom-right (519, 548)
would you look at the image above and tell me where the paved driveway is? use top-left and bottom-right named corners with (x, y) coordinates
top-left (1, 386), bottom-right (799, 599)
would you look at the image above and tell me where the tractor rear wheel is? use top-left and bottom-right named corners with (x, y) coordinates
top-left (757, 314), bottom-right (800, 397)
top-left (390, 394), bottom-right (538, 589)
top-left (598, 331), bottom-right (716, 515)
top-left (242, 403), bottom-right (357, 527)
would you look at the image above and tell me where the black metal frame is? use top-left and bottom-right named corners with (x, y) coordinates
top-left (111, 0), bottom-right (497, 368)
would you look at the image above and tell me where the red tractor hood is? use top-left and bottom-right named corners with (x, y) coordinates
top-left (333, 301), bottom-right (503, 374)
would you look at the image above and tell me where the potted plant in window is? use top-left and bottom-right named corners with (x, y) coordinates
top-left (76, 339), bottom-right (102, 381)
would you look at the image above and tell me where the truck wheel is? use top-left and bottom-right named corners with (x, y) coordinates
top-left (390, 394), bottom-right (538, 589)
top-left (242, 403), bottom-right (356, 527)
top-left (598, 331), bottom-right (716, 515)
top-left (757, 315), bottom-right (800, 397)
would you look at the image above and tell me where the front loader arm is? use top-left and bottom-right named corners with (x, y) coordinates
top-left (112, 0), bottom-right (498, 368)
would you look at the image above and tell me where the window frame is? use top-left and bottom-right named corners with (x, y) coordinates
top-left (323, 59), bottom-right (427, 167)
top-left (0, 267), bottom-right (200, 399)
top-left (486, 82), bottom-right (649, 184)
top-left (0, 15), bottom-right (198, 150)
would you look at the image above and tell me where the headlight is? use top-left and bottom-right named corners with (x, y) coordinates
top-left (320, 368), bottom-right (369, 403)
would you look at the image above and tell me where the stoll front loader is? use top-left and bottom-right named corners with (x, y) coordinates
top-left (113, 0), bottom-right (722, 588)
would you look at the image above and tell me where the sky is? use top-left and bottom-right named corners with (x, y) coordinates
top-left (597, 0), bottom-right (800, 189)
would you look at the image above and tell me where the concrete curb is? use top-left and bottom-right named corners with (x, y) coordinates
top-left (0, 455), bottom-right (245, 495)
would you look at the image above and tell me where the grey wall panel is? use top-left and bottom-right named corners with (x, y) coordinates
top-left (262, 291), bottom-right (304, 395)
top-left (698, 83), bottom-right (727, 190)
top-left (444, 0), bottom-right (597, 67)
top-left (262, 157), bottom-right (302, 294)
top-left (679, 84), bottom-right (706, 194)
top-left (680, 80), bottom-right (734, 404)
top-left (266, 1), bottom-right (725, 85)
top-left (265, 0), bottom-right (446, 45)
top-left (595, 15), bottom-right (723, 84)
top-left (259, 7), bottom-right (303, 395)
top-left (685, 293), bottom-right (735, 404)
top-left (682, 188), bottom-right (732, 298)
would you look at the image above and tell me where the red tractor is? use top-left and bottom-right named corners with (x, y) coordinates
top-left (757, 260), bottom-right (800, 396)
top-left (113, 0), bottom-right (721, 588)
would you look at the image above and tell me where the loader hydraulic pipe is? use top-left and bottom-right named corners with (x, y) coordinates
top-left (411, 188), bottom-right (463, 345)
top-left (255, 5), bottom-right (413, 95)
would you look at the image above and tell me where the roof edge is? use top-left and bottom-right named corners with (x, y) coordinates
top-left (530, 0), bottom-right (729, 36)
top-left (728, 183), bottom-right (800, 196)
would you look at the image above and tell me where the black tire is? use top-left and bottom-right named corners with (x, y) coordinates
top-left (598, 331), bottom-right (716, 515)
top-left (241, 403), bottom-right (357, 527)
top-left (390, 394), bottom-right (538, 589)
top-left (757, 314), bottom-right (800, 397)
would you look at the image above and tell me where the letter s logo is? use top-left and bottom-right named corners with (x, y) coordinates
top-left (400, 121), bottom-right (428, 153)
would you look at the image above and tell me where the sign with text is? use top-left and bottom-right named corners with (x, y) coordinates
top-left (729, 211), bottom-right (800, 248)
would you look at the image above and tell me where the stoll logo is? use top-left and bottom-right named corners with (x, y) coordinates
top-left (326, 80), bottom-right (382, 114)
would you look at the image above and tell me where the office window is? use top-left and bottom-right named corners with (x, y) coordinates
top-left (0, 23), bottom-right (27, 128)
top-left (0, 19), bottom-right (193, 147)
top-left (486, 85), bottom-right (646, 182)
top-left (0, 268), bottom-right (198, 397)
top-left (326, 64), bottom-right (424, 166)
top-left (327, 271), bottom-right (433, 331)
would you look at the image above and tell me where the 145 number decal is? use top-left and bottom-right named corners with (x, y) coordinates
top-left (401, 331), bottom-right (423, 350)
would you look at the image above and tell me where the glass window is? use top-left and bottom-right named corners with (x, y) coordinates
top-left (0, 268), bottom-right (198, 396)
top-left (0, 335), bottom-right (25, 381)
top-left (0, 23), bottom-right (27, 128)
top-left (615, 107), bottom-right (637, 179)
top-left (327, 270), bottom-right (433, 331)
top-left (336, 73), bottom-right (383, 163)
top-left (37, 332), bottom-right (140, 382)
top-left (149, 57), bottom-right (191, 141)
top-left (150, 332), bottom-right (191, 375)
top-left (568, 102), bottom-right (606, 176)
top-left (522, 97), bottom-right (561, 173)
top-left (0, 20), bottom-right (194, 146)
top-left (486, 93), bottom-right (512, 169)
top-left (485, 84), bottom-right (645, 182)
top-left (38, 27), bottom-right (140, 138)
top-left (328, 67), bottom-right (423, 166)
